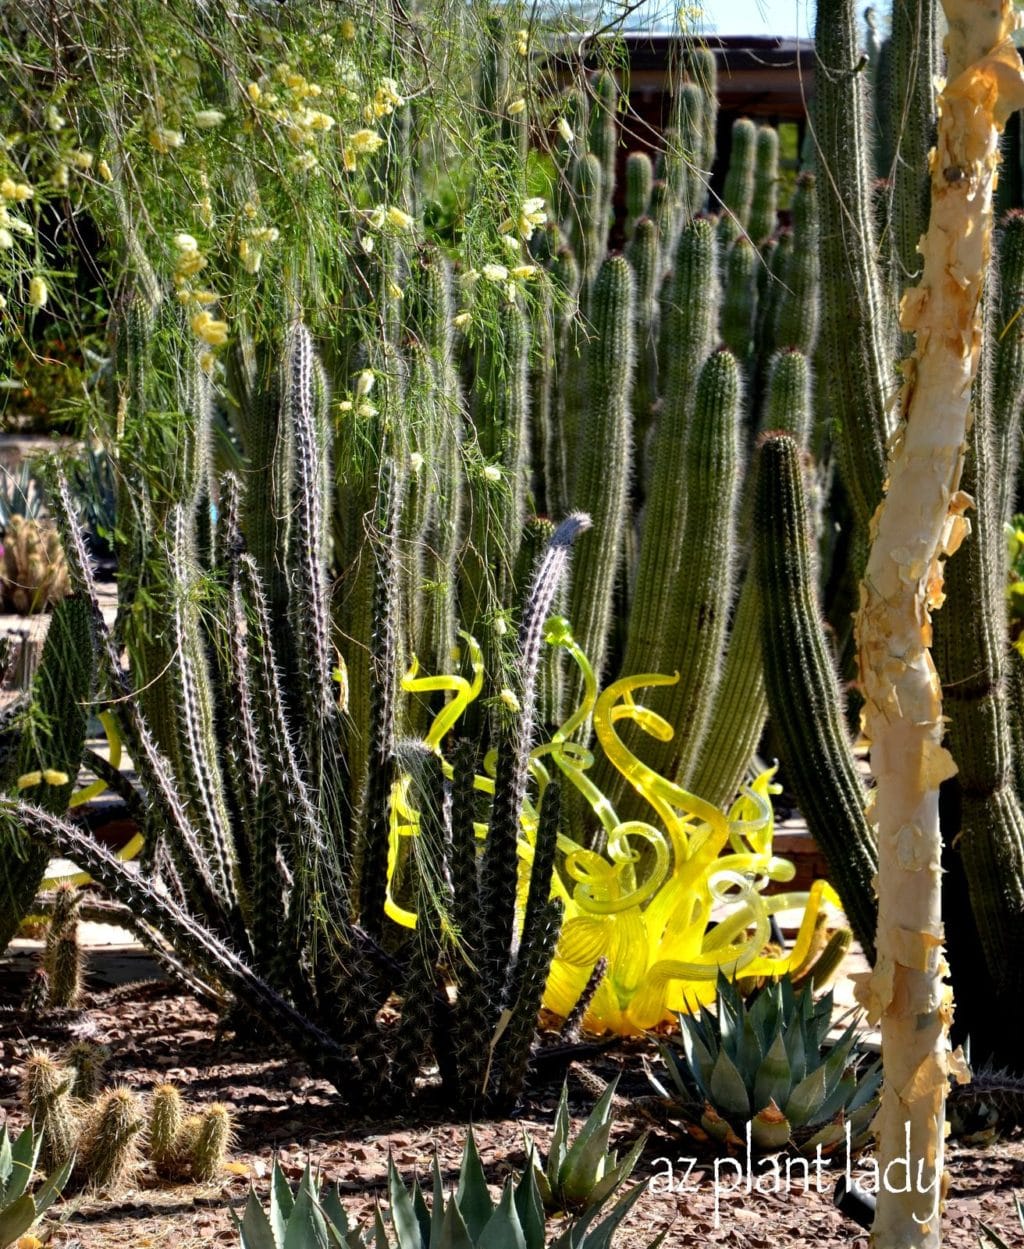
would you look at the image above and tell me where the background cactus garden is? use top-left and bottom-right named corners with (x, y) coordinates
top-left (1, 0), bottom-right (1024, 1246)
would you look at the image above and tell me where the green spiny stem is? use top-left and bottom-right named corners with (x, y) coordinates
top-left (554, 86), bottom-right (590, 226)
top-left (673, 81), bottom-right (707, 219)
top-left (1, 594), bottom-right (93, 952)
top-left (392, 742), bottom-right (449, 1099)
top-left (658, 349), bottom-right (743, 787)
top-left (616, 219), bottom-right (718, 795)
top-left (687, 563), bottom-right (767, 809)
top-left (814, 0), bottom-right (895, 533)
top-left (588, 70), bottom-right (618, 229)
top-left (625, 217), bottom-right (661, 456)
top-left (762, 349), bottom-right (813, 446)
top-left (6, 801), bottom-right (352, 1082)
top-left (887, 0), bottom-right (939, 312)
top-left (682, 42), bottom-right (718, 183)
top-left (480, 513), bottom-right (590, 997)
top-left (167, 506), bottom-right (239, 914)
top-left (932, 373), bottom-right (1024, 1009)
top-left (722, 117), bottom-right (757, 232)
top-left (528, 270), bottom-right (556, 518)
top-left (78, 1087), bottom-right (143, 1191)
top-left (546, 245), bottom-right (580, 520)
top-left (649, 180), bottom-right (676, 280)
top-left (493, 895), bottom-right (562, 1113)
top-left (568, 152), bottom-right (605, 300)
top-left (359, 460), bottom-right (402, 940)
top-left (993, 211), bottom-right (1024, 526)
top-left (448, 737), bottom-right (490, 1107)
top-left (748, 125), bottom-right (780, 245)
top-left (284, 321), bottom-right (337, 785)
top-left (755, 228), bottom-right (792, 363)
top-left (771, 172), bottom-right (821, 357)
top-left (755, 434), bottom-right (877, 960)
top-left (720, 237), bottom-right (758, 365)
top-left (567, 256), bottom-right (635, 706)
top-left (48, 470), bottom-right (231, 931)
top-left (624, 152), bottom-right (654, 238)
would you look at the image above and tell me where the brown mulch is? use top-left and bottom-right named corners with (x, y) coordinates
top-left (0, 962), bottom-right (1021, 1249)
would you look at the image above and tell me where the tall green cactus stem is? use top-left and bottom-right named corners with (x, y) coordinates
top-left (464, 301), bottom-right (530, 685)
top-left (933, 361), bottom-right (1024, 1053)
top-left (755, 434), bottom-right (877, 959)
top-left (649, 180), bottom-right (676, 280)
top-left (721, 117), bottom-right (757, 232)
top-left (284, 321), bottom-right (338, 793)
top-left (624, 152), bottom-right (653, 238)
top-left (615, 220), bottom-right (718, 802)
top-left (690, 353), bottom-right (813, 807)
top-left (493, 777), bottom-right (563, 1108)
top-left (770, 172), bottom-right (820, 356)
top-left (756, 229), bottom-right (792, 362)
top-left (553, 85), bottom-right (589, 226)
top-left (588, 71), bottom-right (618, 228)
top-left (763, 350), bottom-right (813, 446)
top-left (688, 559), bottom-right (767, 809)
top-left (721, 237), bottom-right (758, 365)
top-left (661, 349), bottom-right (742, 787)
top-left (568, 153), bottom-right (605, 298)
top-left (625, 217), bottom-right (661, 453)
top-left (480, 513), bottom-right (590, 996)
top-left (887, 0), bottom-right (940, 309)
top-left (748, 125), bottom-right (780, 244)
top-left (680, 42), bottom-right (718, 204)
top-left (63, 1041), bottom-right (108, 1101)
top-left (1, 594), bottom-right (93, 953)
top-left (992, 211), bottom-right (1024, 526)
top-left (567, 256), bottom-right (635, 706)
top-left (546, 246), bottom-right (580, 520)
top-left (814, 0), bottom-right (895, 533)
top-left (673, 82), bottom-right (708, 219)
top-left (528, 270), bottom-right (556, 518)
top-left (359, 461), bottom-right (402, 939)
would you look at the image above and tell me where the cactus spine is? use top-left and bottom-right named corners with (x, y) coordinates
top-left (756, 434), bottom-right (877, 960)
top-left (567, 256), bottom-right (635, 703)
top-left (78, 1087), bottom-right (144, 1190)
top-left (44, 883), bottom-right (83, 1008)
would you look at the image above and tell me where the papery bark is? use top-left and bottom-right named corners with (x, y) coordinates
top-left (853, 4), bottom-right (1024, 1247)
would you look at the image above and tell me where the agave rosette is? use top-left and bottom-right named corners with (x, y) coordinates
top-left (389, 618), bottom-right (839, 1035)
top-left (651, 972), bottom-right (881, 1155)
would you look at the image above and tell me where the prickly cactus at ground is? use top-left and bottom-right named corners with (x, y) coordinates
top-left (76, 1086), bottom-right (144, 1191)
top-left (62, 1040), bottom-right (109, 1100)
top-left (21, 1050), bottom-right (78, 1175)
top-left (148, 1083), bottom-right (184, 1176)
top-left (189, 1103), bottom-right (233, 1182)
top-left (43, 883), bottom-right (83, 1008)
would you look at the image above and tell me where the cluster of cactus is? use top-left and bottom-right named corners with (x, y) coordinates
top-left (650, 972), bottom-right (881, 1156)
top-left (235, 1098), bottom-right (653, 1249)
top-left (4, 0), bottom-right (1023, 1116)
top-left (21, 1047), bottom-right (232, 1190)
top-left (0, 1123), bottom-right (71, 1249)
top-left (0, 516), bottom-right (69, 613)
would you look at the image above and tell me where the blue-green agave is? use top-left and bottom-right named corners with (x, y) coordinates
top-left (0, 1123), bottom-right (72, 1248)
top-left (651, 973), bottom-right (881, 1155)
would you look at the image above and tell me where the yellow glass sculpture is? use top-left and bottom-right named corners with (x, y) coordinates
top-left (390, 618), bottom-right (839, 1036)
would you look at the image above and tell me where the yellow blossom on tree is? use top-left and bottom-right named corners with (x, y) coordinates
top-left (191, 310), bottom-right (229, 346)
top-left (28, 276), bottom-right (47, 308)
top-left (149, 127), bottom-right (184, 153)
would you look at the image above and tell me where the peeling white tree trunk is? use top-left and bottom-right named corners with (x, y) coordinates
top-left (853, 5), bottom-right (1024, 1248)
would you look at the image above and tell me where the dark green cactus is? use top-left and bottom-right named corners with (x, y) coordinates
top-left (720, 237), bottom-right (758, 365)
top-left (721, 117), bottom-right (757, 234)
top-left (624, 152), bottom-right (653, 238)
top-left (659, 348), bottom-right (743, 788)
top-left (567, 256), bottom-right (635, 706)
top-left (770, 172), bottom-right (820, 356)
top-left (755, 434), bottom-right (877, 960)
top-left (588, 71), bottom-right (618, 228)
top-left (747, 125), bottom-right (779, 244)
top-left (1, 594), bottom-right (94, 953)
top-left (625, 217), bottom-right (661, 451)
top-left (815, 0), bottom-right (895, 534)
